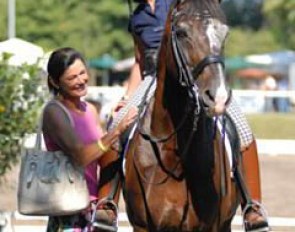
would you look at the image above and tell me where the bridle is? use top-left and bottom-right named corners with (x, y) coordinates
top-left (138, 0), bottom-right (227, 145)
top-left (132, 1), bottom-right (230, 229)
top-left (131, 1), bottom-right (235, 188)
top-left (170, 2), bottom-right (225, 104)
top-left (134, 1), bottom-right (229, 186)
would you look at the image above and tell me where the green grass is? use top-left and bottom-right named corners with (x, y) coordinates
top-left (246, 113), bottom-right (295, 140)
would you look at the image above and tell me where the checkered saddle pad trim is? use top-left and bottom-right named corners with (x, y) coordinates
top-left (226, 98), bottom-right (254, 149)
top-left (108, 75), bottom-right (156, 132)
top-left (108, 76), bottom-right (253, 149)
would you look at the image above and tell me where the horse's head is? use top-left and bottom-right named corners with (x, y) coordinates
top-left (166, 0), bottom-right (230, 116)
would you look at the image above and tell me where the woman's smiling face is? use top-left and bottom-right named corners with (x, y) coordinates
top-left (59, 59), bottom-right (89, 98)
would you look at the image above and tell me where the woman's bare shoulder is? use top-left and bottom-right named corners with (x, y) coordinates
top-left (85, 101), bottom-right (99, 117)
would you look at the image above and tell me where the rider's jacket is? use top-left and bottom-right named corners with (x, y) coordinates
top-left (129, 0), bottom-right (173, 75)
top-left (129, 0), bottom-right (173, 49)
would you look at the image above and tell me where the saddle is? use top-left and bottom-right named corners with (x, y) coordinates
top-left (222, 113), bottom-right (241, 165)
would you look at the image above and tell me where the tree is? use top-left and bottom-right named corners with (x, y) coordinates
top-left (0, 0), bottom-right (8, 41)
top-left (263, 0), bottom-right (295, 50)
top-left (225, 28), bottom-right (284, 58)
top-left (221, 0), bottom-right (264, 30)
top-left (0, 55), bottom-right (46, 177)
top-left (15, 0), bottom-right (133, 59)
top-left (0, 0), bottom-right (133, 59)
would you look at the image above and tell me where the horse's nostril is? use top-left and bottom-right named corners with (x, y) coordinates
top-left (205, 90), bottom-right (214, 102)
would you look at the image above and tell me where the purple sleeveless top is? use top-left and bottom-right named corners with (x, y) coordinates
top-left (43, 102), bottom-right (101, 201)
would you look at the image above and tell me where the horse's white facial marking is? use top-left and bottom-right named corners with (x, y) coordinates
top-left (215, 64), bottom-right (228, 101)
top-left (206, 18), bottom-right (228, 54)
top-left (205, 18), bottom-right (229, 111)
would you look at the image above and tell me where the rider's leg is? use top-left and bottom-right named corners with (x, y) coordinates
top-left (241, 139), bottom-right (261, 202)
top-left (241, 139), bottom-right (269, 232)
top-left (226, 98), bottom-right (268, 231)
top-left (92, 149), bottom-right (121, 232)
top-left (97, 149), bottom-right (121, 204)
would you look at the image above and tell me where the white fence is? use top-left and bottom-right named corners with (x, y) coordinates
top-left (86, 87), bottom-right (295, 116)
top-left (232, 90), bottom-right (295, 113)
top-left (257, 139), bottom-right (295, 156)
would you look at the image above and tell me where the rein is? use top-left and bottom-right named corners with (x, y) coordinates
top-left (133, 1), bottom-right (232, 202)
top-left (170, 7), bottom-right (225, 89)
top-left (137, 5), bottom-right (227, 147)
top-left (135, 2), bottom-right (227, 180)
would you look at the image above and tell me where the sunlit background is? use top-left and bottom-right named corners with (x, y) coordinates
top-left (0, 0), bottom-right (295, 231)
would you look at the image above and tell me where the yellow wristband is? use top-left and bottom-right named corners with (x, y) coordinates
top-left (97, 140), bottom-right (109, 153)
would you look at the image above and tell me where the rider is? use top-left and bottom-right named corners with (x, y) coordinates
top-left (97, 0), bottom-right (269, 231)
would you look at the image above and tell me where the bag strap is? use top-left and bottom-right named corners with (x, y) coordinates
top-left (35, 99), bottom-right (74, 150)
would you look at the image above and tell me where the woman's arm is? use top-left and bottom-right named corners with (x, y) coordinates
top-left (43, 104), bottom-right (137, 167)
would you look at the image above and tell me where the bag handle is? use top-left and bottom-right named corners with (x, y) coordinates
top-left (35, 99), bottom-right (74, 150)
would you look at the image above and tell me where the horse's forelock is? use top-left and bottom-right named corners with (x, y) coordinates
top-left (180, 0), bottom-right (226, 23)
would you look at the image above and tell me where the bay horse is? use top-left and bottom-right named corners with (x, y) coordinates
top-left (123, 0), bottom-right (242, 231)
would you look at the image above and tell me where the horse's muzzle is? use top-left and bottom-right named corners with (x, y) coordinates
top-left (202, 88), bottom-right (231, 116)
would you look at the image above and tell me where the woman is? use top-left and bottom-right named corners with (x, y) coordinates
top-left (43, 47), bottom-right (137, 231)
top-left (118, 0), bottom-right (269, 231)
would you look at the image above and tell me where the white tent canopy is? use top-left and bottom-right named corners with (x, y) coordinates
top-left (0, 38), bottom-right (44, 66)
top-left (245, 50), bottom-right (295, 75)
top-left (112, 57), bottom-right (135, 72)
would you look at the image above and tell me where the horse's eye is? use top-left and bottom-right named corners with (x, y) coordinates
top-left (176, 28), bottom-right (188, 38)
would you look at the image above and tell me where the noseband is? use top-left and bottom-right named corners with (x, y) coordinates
top-left (171, 9), bottom-right (225, 89)
top-left (139, 3), bottom-right (228, 143)
top-left (136, 0), bottom-right (229, 182)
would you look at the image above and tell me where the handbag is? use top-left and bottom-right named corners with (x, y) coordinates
top-left (17, 100), bottom-right (90, 216)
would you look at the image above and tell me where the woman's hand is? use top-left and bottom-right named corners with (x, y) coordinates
top-left (117, 106), bottom-right (138, 134)
top-left (112, 99), bottom-right (128, 118)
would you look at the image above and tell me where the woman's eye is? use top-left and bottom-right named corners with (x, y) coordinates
top-left (67, 76), bottom-right (76, 81)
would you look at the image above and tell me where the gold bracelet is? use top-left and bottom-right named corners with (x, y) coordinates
top-left (97, 140), bottom-right (109, 153)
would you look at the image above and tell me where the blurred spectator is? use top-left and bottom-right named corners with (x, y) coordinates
top-left (276, 79), bottom-right (290, 112)
top-left (261, 75), bottom-right (277, 112)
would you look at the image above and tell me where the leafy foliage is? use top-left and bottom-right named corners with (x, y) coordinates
top-left (221, 0), bottom-right (264, 30)
top-left (15, 0), bottom-right (133, 59)
top-left (0, 56), bottom-right (46, 176)
top-left (1, 0), bottom-right (292, 60)
top-left (225, 28), bottom-right (284, 57)
top-left (0, 0), bottom-right (8, 41)
top-left (263, 0), bottom-right (295, 50)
